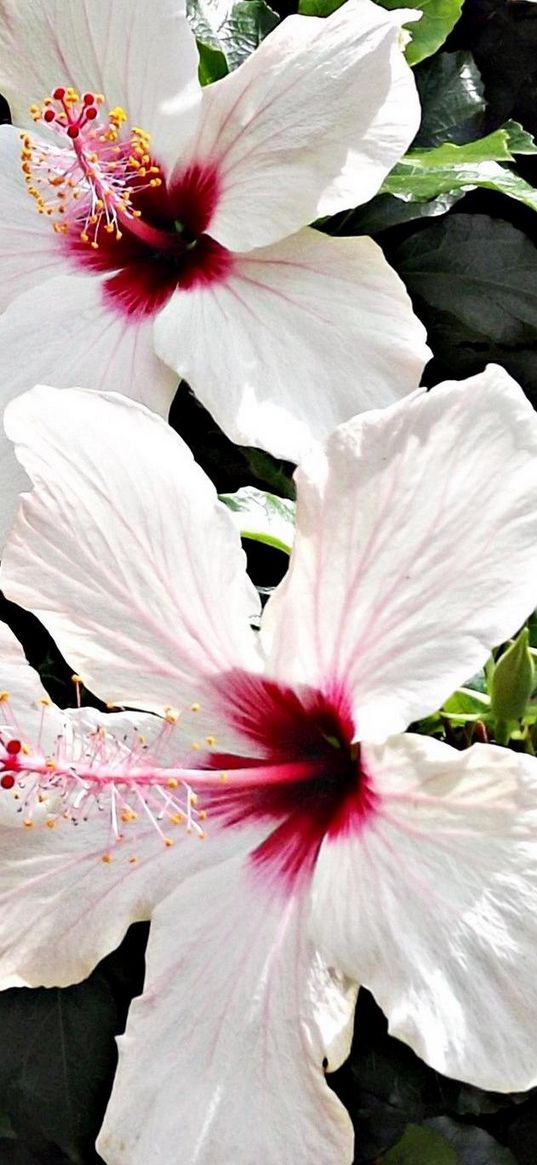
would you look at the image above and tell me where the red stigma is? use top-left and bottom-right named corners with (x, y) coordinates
top-left (52, 86), bottom-right (65, 100)
top-left (43, 109), bottom-right (55, 123)
top-left (6, 739), bottom-right (22, 755)
top-left (85, 106), bottom-right (98, 120)
top-left (1, 774), bottom-right (15, 790)
top-left (67, 124), bottom-right (80, 139)
top-left (83, 92), bottom-right (95, 105)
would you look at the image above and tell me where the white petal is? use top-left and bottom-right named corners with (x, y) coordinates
top-left (0, 723), bottom-right (252, 989)
top-left (0, 0), bottom-right (201, 164)
top-left (0, 620), bottom-right (63, 750)
top-left (0, 274), bottom-right (178, 414)
top-left (184, 0), bottom-right (420, 250)
top-left (263, 366), bottom-right (537, 737)
top-left (1, 387), bottom-right (261, 713)
top-left (0, 126), bottom-right (70, 310)
top-left (155, 228), bottom-right (429, 462)
top-left (98, 857), bottom-right (355, 1165)
top-left (312, 734), bottom-right (537, 1091)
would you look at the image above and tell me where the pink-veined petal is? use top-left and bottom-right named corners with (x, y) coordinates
top-left (0, 125), bottom-right (71, 309)
top-left (181, 0), bottom-right (419, 250)
top-left (263, 366), bottom-right (537, 737)
top-left (0, 620), bottom-right (64, 751)
top-left (154, 227), bottom-right (429, 462)
top-left (0, 274), bottom-right (178, 415)
top-left (1, 386), bottom-right (261, 714)
top-left (312, 733), bottom-right (537, 1091)
top-left (0, 0), bottom-right (201, 165)
top-left (97, 856), bottom-right (355, 1165)
top-left (0, 626), bottom-right (258, 985)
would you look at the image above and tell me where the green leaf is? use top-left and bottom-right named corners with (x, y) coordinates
top-left (382, 123), bottom-right (537, 217)
top-left (415, 52), bottom-right (486, 148)
top-left (196, 39), bottom-right (229, 84)
top-left (374, 0), bottom-right (464, 66)
top-left (220, 486), bottom-right (295, 553)
top-left (384, 1123), bottom-right (457, 1165)
top-left (188, 0), bottom-right (279, 70)
top-left (442, 688), bottom-right (490, 720)
top-left (298, 0), bottom-right (344, 14)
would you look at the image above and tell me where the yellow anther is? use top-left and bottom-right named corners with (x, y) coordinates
top-left (39, 696), bottom-right (52, 706)
top-left (198, 810), bottom-right (208, 821)
top-left (21, 743), bottom-right (31, 755)
top-left (166, 777), bottom-right (179, 789)
top-left (190, 792), bottom-right (198, 806)
top-left (46, 818), bottom-right (56, 829)
top-left (104, 223), bottom-right (114, 233)
top-left (191, 703), bottom-right (201, 713)
top-left (101, 853), bottom-right (113, 864)
top-left (94, 198), bottom-right (104, 211)
top-left (164, 837), bottom-right (174, 848)
top-left (0, 691), bottom-right (10, 702)
top-left (205, 735), bottom-right (216, 746)
top-left (80, 232), bottom-right (89, 243)
top-left (90, 241), bottom-right (99, 249)
top-left (71, 674), bottom-right (83, 685)
top-left (23, 819), bottom-right (33, 829)
top-left (169, 813), bottom-right (185, 825)
top-left (191, 741), bottom-right (201, 751)
top-left (120, 809), bottom-right (138, 824)
top-left (45, 758), bottom-right (58, 770)
top-left (129, 855), bottom-right (139, 864)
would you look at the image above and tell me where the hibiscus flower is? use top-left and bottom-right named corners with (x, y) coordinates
top-left (3, 365), bottom-right (537, 1164)
top-left (0, 0), bottom-right (428, 527)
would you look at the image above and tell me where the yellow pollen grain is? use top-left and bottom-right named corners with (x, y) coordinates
top-left (166, 777), bottom-right (179, 789)
top-left (21, 743), bottom-right (31, 755)
top-left (164, 837), bottom-right (174, 848)
top-left (46, 818), bottom-right (56, 829)
top-left (129, 855), bottom-right (139, 864)
top-left (39, 696), bottom-right (52, 706)
top-left (101, 854), bottom-right (113, 864)
top-left (45, 759), bottom-right (57, 770)
top-left (0, 691), bottom-right (10, 702)
top-left (191, 703), bottom-right (201, 713)
top-left (191, 741), bottom-right (201, 751)
top-left (23, 819), bottom-right (33, 829)
top-left (169, 813), bottom-right (185, 825)
top-left (205, 735), bottom-right (216, 746)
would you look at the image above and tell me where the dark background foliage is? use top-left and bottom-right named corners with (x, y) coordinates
top-left (3, 1), bottom-right (537, 1161)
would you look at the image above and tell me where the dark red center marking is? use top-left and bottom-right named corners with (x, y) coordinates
top-left (65, 162), bottom-right (233, 319)
top-left (205, 673), bottom-right (378, 889)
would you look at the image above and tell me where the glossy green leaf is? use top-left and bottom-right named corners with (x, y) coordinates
top-left (382, 122), bottom-right (537, 216)
top-left (442, 688), bottom-right (490, 720)
top-left (220, 486), bottom-right (296, 553)
top-left (298, 0), bottom-right (344, 14)
top-left (375, 0), bottom-right (464, 66)
top-left (197, 39), bottom-right (229, 84)
top-left (188, 0), bottom-right (278, 70)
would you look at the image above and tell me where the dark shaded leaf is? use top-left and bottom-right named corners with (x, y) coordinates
top-left (427, 1116), bottom-right (518, 1164)
top-left (414, 51), bottom-right (486, 147)
top-left (393, 214), bottom-right (537, 400)
top-left (0, 976), bottom-right (117, 1161)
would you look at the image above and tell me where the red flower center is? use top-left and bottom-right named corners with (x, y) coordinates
top-left (206, 674), bottom-right (378, 889)
top-left (23, 87), bottom-right (233, 319)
